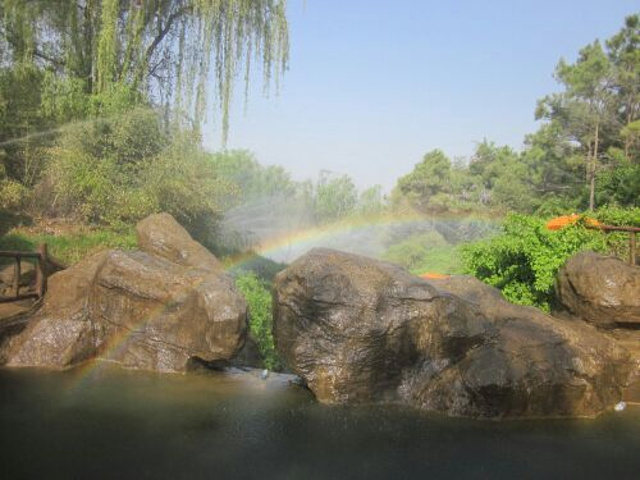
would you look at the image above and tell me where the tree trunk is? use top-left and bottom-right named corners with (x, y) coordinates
top-left (625, 109), bottom-right (631, 159)
top-left (589, 122), bottom-right (600, 211)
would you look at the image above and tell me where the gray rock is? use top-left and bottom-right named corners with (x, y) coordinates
top-left (1, 215), bottom-right (247, 372)
top-left (273, 248), bottom-right (631, 418)
top-left (136, 212), bottom-right (223, 273)
top-left (556, 251), bottom-right (640, 327)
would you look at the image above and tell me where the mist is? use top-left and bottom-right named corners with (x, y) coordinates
top-left (220, 194), bottom-right (497, 265)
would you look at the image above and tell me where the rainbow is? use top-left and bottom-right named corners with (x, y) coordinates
top-left (225, 211), bottom-right (499, 268)
top-left (70, 212), bottom-right (499, 387)
top-left (68, 274), bottom-right (210, 390)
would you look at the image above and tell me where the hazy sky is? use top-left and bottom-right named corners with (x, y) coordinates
top-left (204, 0), bottom-right (639, 191)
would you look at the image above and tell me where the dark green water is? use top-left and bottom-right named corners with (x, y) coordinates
top-left (1, 365), bottom-right (639, 480)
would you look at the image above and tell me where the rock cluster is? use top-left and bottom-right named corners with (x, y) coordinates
top-left (0, 213), bottom-right (247, 372)
top-left (273, 248), bottom-right (632, 418)
top-left (556, 251), bottom-right (640, 328)
top-left (556, 251), bottom-right (640, 402)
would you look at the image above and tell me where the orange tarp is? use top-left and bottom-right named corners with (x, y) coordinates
top-left (419, 272), bottom-right (450, 280)
top-left (545, 214), bottom-right (601, 231)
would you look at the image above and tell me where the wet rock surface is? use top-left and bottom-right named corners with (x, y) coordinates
top-left (607, 329), bottom-right (640, 403)
top-left (136, 212), bottom-right (223, 273)
top-left (0, 215), bottom-right (247, 372)
top-left (273, 248), bottom-right (631, 418)
top-left (556, 252), bottom-right (640, 328)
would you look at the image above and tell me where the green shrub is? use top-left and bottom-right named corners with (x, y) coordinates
top-left (593, 206), bottom-right (640, 227)
top-left (234, 273), bottom-right (282, 371)
top-left (592, 206), bottom-right (640, 263)
top-left (40, 108), bottom-right (233, 239)
top-left (462, 214), bottom-right (608, 311)
top-left (0, 178), bottom-right (27, 210)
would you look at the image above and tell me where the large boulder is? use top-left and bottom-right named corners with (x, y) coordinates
top-left (273, 248), bottom-right (631, 418)
top-left (556, 252), bottom-right (640, 328)
top-left (0, 215), bottom-right (247, 372)
top-left (136, 212), bottom-right (223, 273)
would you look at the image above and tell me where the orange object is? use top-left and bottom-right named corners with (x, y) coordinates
top-left (419, 272), bottom-right (450, 280)
top-left (545, 214), bottom-right (601, 231)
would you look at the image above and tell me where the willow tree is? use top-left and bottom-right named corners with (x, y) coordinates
top-left (0, 0), bottom-right (289, 143)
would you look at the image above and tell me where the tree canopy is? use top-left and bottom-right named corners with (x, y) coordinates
top-left (392, 14), bottom-right (640, 215)
top-left (0, 0), bottom-right (289, 142)
top-left (0, 0), bottom-right (290, 234)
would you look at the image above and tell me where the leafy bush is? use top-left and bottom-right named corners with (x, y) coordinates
top-left (234, 273), bottom-right (282, 370)
top-left (41, 108), bottom-right (164, 224)
top-left (462, 214), bottom-right (608, 311)
top-left (592, 206), bottom-right (640, 262)
top-left (593, 205), bottom-right (640, 227)
top-left (0, 178), bottom-right (27, 210)
top-left (39, 108), bottom-right (234, 242)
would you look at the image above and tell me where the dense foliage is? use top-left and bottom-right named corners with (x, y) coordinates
top-left (462, 209), bottom-right (639, 311)
top-left (234, 272), bottom-right (282, 370)
top-left (0, 0), bottom-right (289, 235)
top-left (39, 108), bottom-right (236, 249)
top-left (0, 0), bottom-right (288, 143)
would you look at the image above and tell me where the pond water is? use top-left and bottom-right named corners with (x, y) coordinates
top-left (1, 365), bottom-right (639, 480)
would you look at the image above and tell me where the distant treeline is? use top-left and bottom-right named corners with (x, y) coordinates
top-left (394, 14), bottom-right (640, 215)
top-left (1, 8), bottom-right (638, 254)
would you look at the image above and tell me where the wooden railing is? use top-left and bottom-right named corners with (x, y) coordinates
top-left (595, 225), bottom-right (639, 266)
top-left (0, 244), bottom-right (48, 303)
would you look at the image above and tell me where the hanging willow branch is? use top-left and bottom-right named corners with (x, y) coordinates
top-left (0, 0), bottom-right (289, 144)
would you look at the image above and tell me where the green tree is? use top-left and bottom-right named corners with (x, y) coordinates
top-left (607, 14), bottom-right (640, 160)
top-left (0, 63), bottom-right (50, 187)
top-left (521, 123), bottom-right (582, 210)
top-left (356, 185), bottom-right (386, 216)
top-left (0, 0), bottom-right (291, 236)
top-left (210, 149), bottom-right (296, 205)
top-left (315, 171), bottom-right (358, 223)
top-left (620, 119), bottom-right (640, 161)
top-left (396, 149), bottom-right (452, 211)
top-left (536, 41), bottom-right (617, 210)
top-left (595, 160), bottom-right (640, 207)
top-left (468, 141), bottom-right (533, 209)
top-left (0, 0), bottom-right (289, 143)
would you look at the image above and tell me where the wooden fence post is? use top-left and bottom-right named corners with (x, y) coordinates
top-left (13, 257), bottom-right (21, 297)
top-left (35, 243), bottom-right (48, 298)
top-left (631, 232), bottom-right (637, 266)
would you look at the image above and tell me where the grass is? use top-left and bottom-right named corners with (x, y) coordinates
top-left (382, 231), bottom-right (464, 275)
top-left (0, 227), bottom-right (137, 266)
top-left (406, 245), bottom-right (464, 275)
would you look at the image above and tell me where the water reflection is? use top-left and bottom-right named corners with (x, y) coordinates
top-left (1, 366), bottom-right (639, 479)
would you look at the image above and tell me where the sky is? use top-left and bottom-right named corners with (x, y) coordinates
top-left (204, 0), bottom-right (639, 191)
